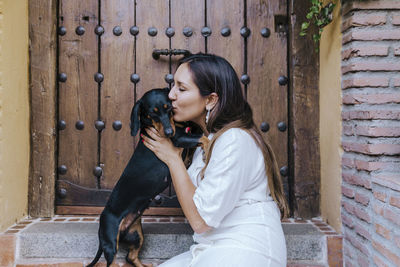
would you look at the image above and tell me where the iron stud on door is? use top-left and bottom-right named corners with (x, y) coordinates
top-left (221, 27), bottom-right (231, 37)
top-left (183, 27), bottom-right (193, 37)
top-left (260, 122), bottom-right (270, 133)
top-left (113, 121), bottom-right (122, 131)
top-left (261, 27), bottom-right (271, 38)
top-left (95, 121), bottom-right (105, 131)
top-left (58, 26), bottom-right (67, 36)
top-left (130, 26), bottom-right (139, 36)
top-left (94, 73), bottom-right (104, 83)
top-left (113, 26), bottom-right (122, 36)
top-left (58, 73), bottom-right (67, 82)
top-left (75, 25), bottom-right (85, 35)
top-left (95, 25), bottom-right (104, 35)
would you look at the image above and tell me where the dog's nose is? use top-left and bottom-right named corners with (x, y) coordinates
top-left (164, 127), bottom-right (174, 137)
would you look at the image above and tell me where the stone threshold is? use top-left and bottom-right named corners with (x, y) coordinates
top-left (0, 216), bottom-right (343, 267)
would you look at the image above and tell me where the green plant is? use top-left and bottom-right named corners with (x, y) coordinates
top-left (300, 0), bottom-right (336, 51)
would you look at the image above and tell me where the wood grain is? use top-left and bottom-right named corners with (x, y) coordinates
top-left (171, 0), bottom-right (205, 71)
top-left (57, 0), bottom-right (99, 195)
top-left (99, 0), bottom-right (135, 190)
top-left (136, 0), bottom-right (170, 99)
top-left (28, 0), bottom-right (58, 217)
top-left (288, 0), bottom-right (320, 218)
top-left (207, 0), bottom-right (244, 78)
top-left (57, 179), bottom-right (111, 206)
top-left (246, 0), bottom-right (289, 193)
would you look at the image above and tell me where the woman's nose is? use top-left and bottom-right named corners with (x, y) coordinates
top-left (168, 86), bottom-right (176, 100)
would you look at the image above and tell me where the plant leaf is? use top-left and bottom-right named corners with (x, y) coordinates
top-left (301, 22), bottom-right (310, 30)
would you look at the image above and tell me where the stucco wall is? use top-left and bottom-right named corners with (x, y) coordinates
top-left (0, 0), bottom-right (30, 232)
top-left (319, 0), bottom-right (342, 232)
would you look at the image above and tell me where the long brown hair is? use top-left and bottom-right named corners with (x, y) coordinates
top-left (179, 53), bottom-right (289, 218)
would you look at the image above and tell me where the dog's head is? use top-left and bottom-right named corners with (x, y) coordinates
top-left (130, 88), bottom-right (175, 138)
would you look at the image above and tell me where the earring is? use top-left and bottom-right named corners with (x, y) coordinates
top-left (205, 109), bottom-right (210, 124)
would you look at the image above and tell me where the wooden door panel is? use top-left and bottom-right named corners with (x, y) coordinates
top-left (100, 0), bottom-right (136, 190)
top-left (136, 0), bottom-right (170, 98)
top-left (171, 0), bottom-right (205, 72)
top-left (57, 0), bottom-right (99, 197)
top-left (56, 0), bottom-right (289, 213)
top-left (148, 0), bottom-right (207, 209)
top-left (133, 1), bottom-right (172, 210)
top-left (207, 0), bottom-right (244, 79)
top-left (247, 0), bottom-right (288, 191)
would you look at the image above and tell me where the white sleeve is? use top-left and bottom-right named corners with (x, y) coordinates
top-left (192, 129), bottom-right (253, 228)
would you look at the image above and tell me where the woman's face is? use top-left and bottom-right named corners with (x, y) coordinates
top-left (169, 63), bottom-right (207, 124)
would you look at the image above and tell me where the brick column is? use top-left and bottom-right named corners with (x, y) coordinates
top-left (341, 1), bottom-right (400, 266)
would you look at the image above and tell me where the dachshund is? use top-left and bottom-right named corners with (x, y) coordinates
top-left (87, 88), bottom-right (209, 267)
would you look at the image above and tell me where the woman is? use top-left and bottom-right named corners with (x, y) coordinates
top-left (142, 53), bottom-right (288, 267)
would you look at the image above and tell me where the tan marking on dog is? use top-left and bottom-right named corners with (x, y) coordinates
top-left (170, 117), bottom-right (176, 136)
top-left (152, 120), bottom-right (164, 136)
top-left (151, 119), bottom-right (175, 137)
top-left (109, 217), bottom-right (131, 267)
top-left (116, 212), bottom-right (137, 256)
top-left (116, 220), bottom-right (123, 252)
top-left (163, 104), bottom-right (168, 109)
top-left (200, 135), bottom-right (210, 153)
top-left (126, 218), bottom-right (153, 267)
top-left (120, 212), bottom-right (136, 232)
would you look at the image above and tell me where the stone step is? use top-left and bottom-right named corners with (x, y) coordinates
top-left (17, 221), bottom-right (328, 265)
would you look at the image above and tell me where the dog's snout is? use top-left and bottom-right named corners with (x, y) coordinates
top-left (164, 127), bottom-right (174, 137)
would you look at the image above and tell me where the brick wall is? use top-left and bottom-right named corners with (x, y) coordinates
top-left (341, 1), bottom-right (400, 266)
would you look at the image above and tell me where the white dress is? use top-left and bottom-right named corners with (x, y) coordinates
top-left (159, 128), bottom-right (287, 267)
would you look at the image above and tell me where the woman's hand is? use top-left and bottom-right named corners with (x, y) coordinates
top-left (143, 127), bottom-right (211, 234)
top-left (142, 127), bottom-right (183, 166)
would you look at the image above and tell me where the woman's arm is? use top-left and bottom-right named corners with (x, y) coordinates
top-left (142, 127), bottom-right (211, 234)
top-left (166, 156), bottom-right (211, 234)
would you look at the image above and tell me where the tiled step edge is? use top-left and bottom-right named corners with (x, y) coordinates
top-left (0, 216), bottom-right (342, 267)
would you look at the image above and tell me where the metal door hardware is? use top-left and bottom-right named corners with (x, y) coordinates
top-left (152, 49), bottom-right (191, 60)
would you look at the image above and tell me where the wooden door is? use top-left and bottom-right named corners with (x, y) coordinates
top-left (56, 0), bottom-right (289, 215)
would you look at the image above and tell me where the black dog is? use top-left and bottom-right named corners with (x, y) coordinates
top-left (87, 88), bottom-right (209, 267)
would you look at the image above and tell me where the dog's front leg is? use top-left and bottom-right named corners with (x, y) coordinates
top-left (124, 217), bottom-right (152, 267)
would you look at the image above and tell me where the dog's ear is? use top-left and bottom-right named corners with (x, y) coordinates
top-left (130, 99), bottom-right (142, 136)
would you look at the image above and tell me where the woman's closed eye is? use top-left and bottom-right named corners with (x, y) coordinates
top-left (172, 81), bottom-right (186, 92)
top-left (174, 86), bottom-right (185, 92)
